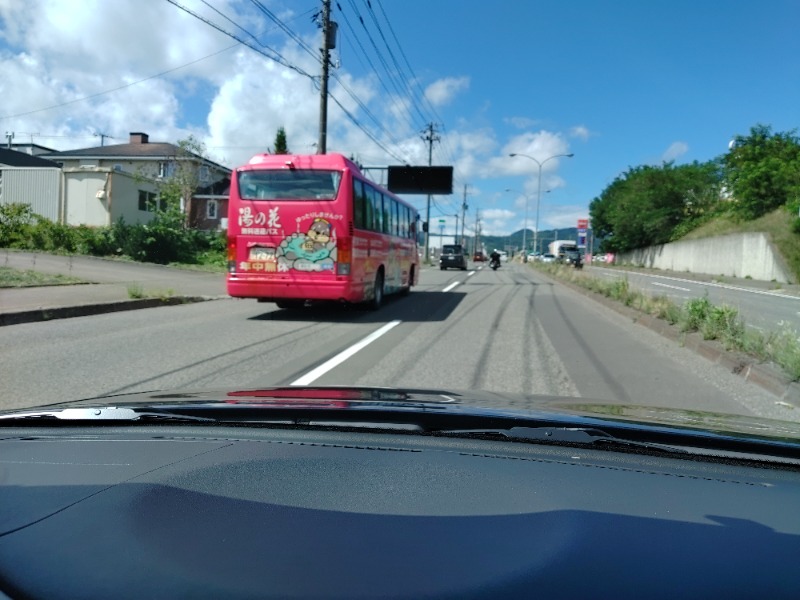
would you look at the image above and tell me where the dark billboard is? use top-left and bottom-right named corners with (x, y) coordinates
top-left (387, 166), bottom-right (453, 195)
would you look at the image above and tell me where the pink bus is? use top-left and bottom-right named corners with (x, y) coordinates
top-left (226, 153), bottom-right (420, 309)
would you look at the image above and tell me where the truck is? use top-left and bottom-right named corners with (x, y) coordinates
top-left (548, 240), bottom-right (578, 259)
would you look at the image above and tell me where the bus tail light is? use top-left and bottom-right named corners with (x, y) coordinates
top-left (227, 240), bottom-right (236, 273)
top-left (337, 237), bottom-right (351, 276)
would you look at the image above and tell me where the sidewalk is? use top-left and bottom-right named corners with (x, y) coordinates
top-left (1, 251), bottom-right (228, 326)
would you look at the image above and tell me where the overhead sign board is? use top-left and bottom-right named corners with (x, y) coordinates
top-left (387, 166), bottom-right (453, 195)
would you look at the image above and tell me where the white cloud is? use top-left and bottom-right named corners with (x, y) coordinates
top-left (479, 208), bottom-right (517, 236)
top-left (424, 76), bottom-right (469, 107)
top-left (486, 130), bottom-right (572, 183)
top-left (482, 208), bottom-right (515, 220)
top-left (0, 0), bottom-right (582, 217)
top-left (539, 204), bottom-right (591, 231)
top-left (505, 116), bottom-right (538, 129)
top-left (661, 141), bottom-right (689, 162)
top-left (569, 125), bottom-right (592, 141)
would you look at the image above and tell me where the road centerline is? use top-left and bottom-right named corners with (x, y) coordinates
top-left (290, 320), bottom-right (402, 386)
top-left (443, 282), bottom-right (460, 292)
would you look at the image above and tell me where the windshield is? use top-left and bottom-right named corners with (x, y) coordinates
top-left (1, 1), bottom-right (799, 438)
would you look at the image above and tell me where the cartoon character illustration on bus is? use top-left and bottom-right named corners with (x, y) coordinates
top-left (277, 215), bottom-right (339, 272)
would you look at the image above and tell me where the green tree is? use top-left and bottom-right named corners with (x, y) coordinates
top-left (156, 135), bottom-right (209, 227)
top-left (589, 161), bottom-right (722, 253)
top-left (274, 127), bottom-right (289, 154)
top-left (724, 124), bottom-right (800, 220)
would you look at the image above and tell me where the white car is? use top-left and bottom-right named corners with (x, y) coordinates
top-left (541, 254), bottom-right (557, 263)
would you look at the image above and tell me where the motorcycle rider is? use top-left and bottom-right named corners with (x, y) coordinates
top-left (489, 249), bottom-right (501, 268)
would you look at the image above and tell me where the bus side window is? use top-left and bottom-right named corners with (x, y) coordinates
top-left (383, 196), bottom-right (391, 236)
top-left (392, 199), bottom-right (400, 237)
top-left (371, 186), bottom-right (384, 233)
top-left (353, 179), bottom-right (366, 229)
top-left (365, 185), bottom-right (379, 232)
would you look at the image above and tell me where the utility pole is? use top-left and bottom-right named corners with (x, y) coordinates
top-left (316, 0), bottom-right (334, 154)
top-left (94, 132), bottom-right (111, 147)
top-left (460, 184), bottom-right (468, 250)
top-left (474, 208), bottom-right (481, 255)
top-left (5, 131), bottom-right (13, 149)
top-left (421, 122), bottom-right (440, 262)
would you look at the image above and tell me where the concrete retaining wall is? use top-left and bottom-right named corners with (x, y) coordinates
top-left (616, 232), bottom-right (793, 283)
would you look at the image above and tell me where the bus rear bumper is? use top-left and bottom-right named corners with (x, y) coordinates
top-left (226, 275), bottom-right (365, 303)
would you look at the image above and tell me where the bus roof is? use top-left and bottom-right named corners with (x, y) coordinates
top-left (241, 152), bottom-right (362, 174)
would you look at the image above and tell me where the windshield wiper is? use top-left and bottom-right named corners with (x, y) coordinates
top-left (438, 426), bottom-right (688, 454)
top-left (0, 407), bottom-right (216, 423)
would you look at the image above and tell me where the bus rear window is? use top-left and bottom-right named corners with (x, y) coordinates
top-left (238, 170), bottom-right (341, 200)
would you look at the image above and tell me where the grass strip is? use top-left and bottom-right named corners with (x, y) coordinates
top-left (535, 263), bottom-right (800, 381)
top-left (0, 267), bottom-right (86, 288)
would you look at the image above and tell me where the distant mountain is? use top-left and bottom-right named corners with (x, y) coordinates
top-left (476, 227), bottom-right (583, 254)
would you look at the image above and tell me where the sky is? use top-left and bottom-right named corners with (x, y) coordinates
top-left (1, 0), bottom-right (798, 237)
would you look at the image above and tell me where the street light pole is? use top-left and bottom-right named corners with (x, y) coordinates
top-left (509, 152), bottom-right (574, 262)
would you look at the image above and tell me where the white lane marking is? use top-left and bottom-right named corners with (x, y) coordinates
top-left (291, 320), bottom-right (402, 386)
top-left (467, 270), bottom-right (477, 277)
top-left (652, 282), bottom-right (691, 292)
top-left (593, 267), bottom-right (800, 301)
top-left (443, 281), bottom-right (460, 292)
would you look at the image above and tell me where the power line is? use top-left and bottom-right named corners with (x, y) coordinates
top-left (371, 0), bottom-right (457, 168)
top-left (336, 2), bottom-right (420, 139)
top-left (249, 0), bottom-right (319, 62)
top-left (0, 42), bottom-right (239, 121)
top-left (166, 0), bottom-right (313, 78)
top-left (361, 0), bottom-right (429, 128)
top-left (343, 0), bottom-right (417, 128)
top-left (327, 92), bottom-right (407, 162)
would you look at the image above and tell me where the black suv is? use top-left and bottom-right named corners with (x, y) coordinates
top-left (562, 249), bottom-right (583, 269)
top-left (440, 244), bottom-right (468, 270)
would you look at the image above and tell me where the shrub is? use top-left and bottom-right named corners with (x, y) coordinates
top-left (681, 296), bottom-right (711, 332)
top-left (0, 203), bottom-right (35, 247)
top-left (700, 304), bottom-right (744, 347)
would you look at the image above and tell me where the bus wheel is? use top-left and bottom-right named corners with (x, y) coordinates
top-left (369, 270), bottom-right (384, 310)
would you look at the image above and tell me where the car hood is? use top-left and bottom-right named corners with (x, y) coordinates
top-left (7, 386), bottom-right (800, 445)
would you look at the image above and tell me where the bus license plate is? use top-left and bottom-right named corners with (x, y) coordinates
top-left (249, 246), bottom-right (275, 261)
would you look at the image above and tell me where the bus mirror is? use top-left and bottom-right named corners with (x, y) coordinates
top-left (422, 221), bottom-right (429, 233)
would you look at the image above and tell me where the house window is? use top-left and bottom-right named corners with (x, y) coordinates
top-left (113, 164), bottom-right (123, 172)
top-left (138, 190), bottom-right (158, 212)
top-left (158, 161), bottom-right (176, 178)
top-left (199, 165), bottom-right (210, 183)
top-left (207, 200), bottom-right (218, 219)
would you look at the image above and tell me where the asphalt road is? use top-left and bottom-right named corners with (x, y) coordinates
top-left (589, 265), bottom-right (800, 332)
top-left (2, 261), bottom-right (795, 422)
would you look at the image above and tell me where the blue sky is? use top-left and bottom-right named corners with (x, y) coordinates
top-left (1, 0), bottom-right (798, 236)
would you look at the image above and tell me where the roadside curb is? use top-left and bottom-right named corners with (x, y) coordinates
top-left (538, 268), bottom-right (800, 408)
top-left (0, 296), bottom-right (224, 327)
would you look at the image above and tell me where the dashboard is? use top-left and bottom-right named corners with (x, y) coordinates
top-left (2, 424), bottom-right (799, 598)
